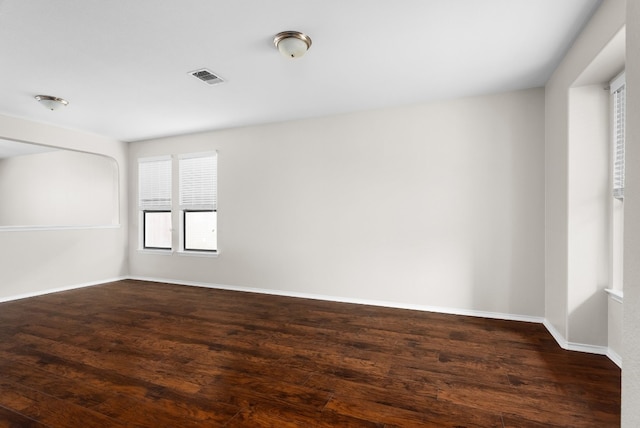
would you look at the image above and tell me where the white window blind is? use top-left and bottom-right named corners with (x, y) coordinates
top-left (179, 153), bottom-right (217, 211)
top-left (611, 72), bottom-right (626, 200)
top-left (138, 157), bottom-right (172, 210)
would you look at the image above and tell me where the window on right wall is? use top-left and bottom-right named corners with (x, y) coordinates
top-left (179, 153), bottom-right (218, 253)
top-left (610, 71), bottom-right (625, 291)
top-left (611, 72), bottom-right (626, 200)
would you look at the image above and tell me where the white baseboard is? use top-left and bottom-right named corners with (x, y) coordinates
top-left (128, 275), bottom-right (545, 324)
top-left (607, 348), bottom-right (623, 368)
top-left (0, 276), bottom-right (128, 303)
top-left (542, 319), bottom-right (612, 357)
top-left (542, 319), bottom-right (567, 347)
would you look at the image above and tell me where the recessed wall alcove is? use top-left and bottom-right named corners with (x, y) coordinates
top-left (0, 138), bottom-right (120, 229)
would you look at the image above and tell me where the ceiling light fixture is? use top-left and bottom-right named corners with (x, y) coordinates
top-left (35, 95), bottom-right (69, 111)
top-left (273, 31), bottom-right (312, 59)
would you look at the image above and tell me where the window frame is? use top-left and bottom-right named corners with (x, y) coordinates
top-left (178, 152), bottom-right (218, 255)
top-left (138, 156), bottom-right (173, 252)
top-left (611, 71), bottom-right (625, 200)
top-left (610, 71), bottom-right (625, 291)
top-left (142, 210), bottom-right (172, 250)
top-left (182, 209), bottom-right (217, 253)
top-left (137, 152), bottom-right (218, 256)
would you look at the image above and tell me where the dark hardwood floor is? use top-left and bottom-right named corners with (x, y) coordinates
top-left (0, 280), bottom-right (620, 427)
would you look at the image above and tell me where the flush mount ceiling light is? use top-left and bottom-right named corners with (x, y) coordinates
top-left (35, 95), bottom-right (69, 111)
top-left (273, 31), bottom-right (312, 59)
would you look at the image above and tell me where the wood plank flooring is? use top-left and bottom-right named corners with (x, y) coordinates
top-left (0, 280), bottom-right (620, 427)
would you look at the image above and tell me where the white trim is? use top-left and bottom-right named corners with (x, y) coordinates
top-left (565, 342), bottom-right (609, 356)
top-left (542, 319), bottom-right (609, 356)
top-left (0, 277), bottom-right (127, 303)
top-left (0, 224), bottom-right (120, 232)
top-left (607, 348), bottom-right (622, 368)
top-left (138, 154), bottom-right (172, 163)
top-left (178, 150), bottom-right (217, 160)
top-left (137, 249), bottom-right (173, 256)
top-left (605, 288), bottom-right (624, 303)
top-left (176, 251), bottom-right (219, 258)
top-left (134, 249), bottom-right (219, 257)
top-left (127, 276), bottom-right (544, 324)
top-left (610, 70), bottom-right (625, 94)
top-left (542, 319), bottom-right (567, 348)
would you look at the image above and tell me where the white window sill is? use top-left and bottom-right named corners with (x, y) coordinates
top-left (136, 249), bottom-right (219, 258)
top-left (137, 249), bottom-right (173, 256)
top-left (177, 250), bottom-right (219, 258)
top-left (605, 288), bottom-right (623, 303)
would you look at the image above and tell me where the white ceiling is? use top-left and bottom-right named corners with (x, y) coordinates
top-left (0, 0), bottom-right (601, 143)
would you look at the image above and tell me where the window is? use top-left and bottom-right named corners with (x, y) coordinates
top-left (610, 71), bottom-right (625, 291)
top-left (611, 72), bottom-right (625, 200)
top-left (179, 153), bottom-right (217, 252)
top-left (184, 210), bottom-right (217, 251)
top-left (138, 157), bottom-right (172, 250)
top-left (143, 211), bottom-right (171, 249)
top-left (138, 152), bottom-right (217, 253)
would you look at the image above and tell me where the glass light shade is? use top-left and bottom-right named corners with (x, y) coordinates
top-left (39, 99), bottom-right (63, 110)
top-left (35, 95), bottom-right (68, 111)
top-left (277, 36), bottom-right (309, 58)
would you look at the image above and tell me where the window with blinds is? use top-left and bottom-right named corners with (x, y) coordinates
top-left (138, 157), bottom-right (172, 250)
top-left (611, 72), bottom-right (625, 200)
top-left (138, 157), bottom-right (172, 210)
top-left (179, 153), bottom-right (217, 252)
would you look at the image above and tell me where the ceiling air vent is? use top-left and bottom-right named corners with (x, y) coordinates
top-left (189, 68), bottom-right (225, 86)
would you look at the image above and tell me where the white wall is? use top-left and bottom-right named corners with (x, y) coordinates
top-left (567, 85), bottom-right (610, 346)
top-left (129, 88), bottom-right (545, 317)
top-left (623, 0), bottom-right (640, 425)
top-left (0, 149), bottom-right (118, 226)
top-left (0, 114), bottom-right (128, 300)
top-left (545, 0), bottom-right (625, 346)
top-left (609, 296), bottom-right (623, 362)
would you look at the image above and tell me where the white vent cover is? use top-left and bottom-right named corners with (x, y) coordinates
top-left (189, 68), bottom-right (225, 86)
